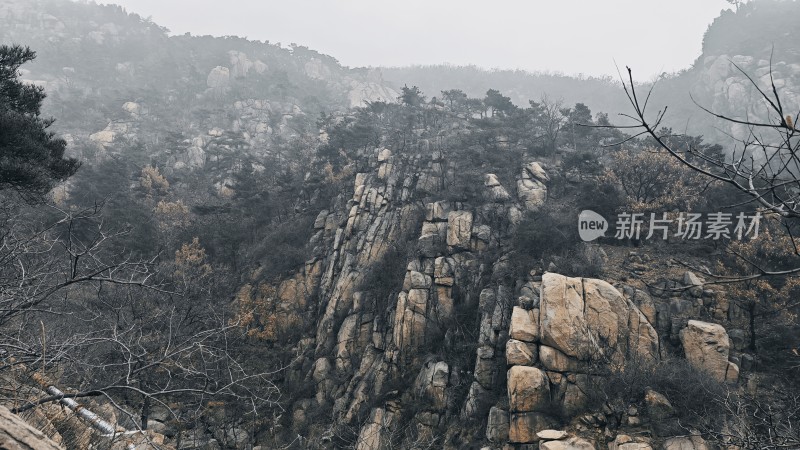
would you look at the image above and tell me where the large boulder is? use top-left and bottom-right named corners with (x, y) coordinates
top-left (517, 162), bottom-right (549, 211)
top-left (540, 436), bottom-right (596, 450)
top-left (509, 306), bottom-right (539, 342)
top-left (485, 407), bottom-right (509, 442)
top-left (507, 366), bottom-right (550, 412)
top-left (485, 173), bottom-right (511, 202)
top-left (539, 273), bottom-right (659, 365)
top-left (206, 66), bottom-right (230, 89)
top-left (228, 50), bottom-right (253, 78)
top-left (680, 320), bottom-right (737, 382)
top-left (506, 339), bottom-right (538, 366)
top-left (524, 162), bottom-right (549, 183)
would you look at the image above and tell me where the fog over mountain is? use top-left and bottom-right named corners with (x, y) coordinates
top-left (2, 1), bottom-right (800, 449)
top-left (104, 0), bottom-right (730, 78)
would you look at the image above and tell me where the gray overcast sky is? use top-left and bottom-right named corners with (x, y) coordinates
top-left (101, 0), bottom-right (733, 78)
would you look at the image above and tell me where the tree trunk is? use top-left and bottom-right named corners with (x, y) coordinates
top-left (141, 393), bottom-right (150, 430)
top-left (749, 302), bottom-right (757, 352)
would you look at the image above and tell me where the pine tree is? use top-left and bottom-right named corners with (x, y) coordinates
top-left (0, 45), bottom-right (79, 201)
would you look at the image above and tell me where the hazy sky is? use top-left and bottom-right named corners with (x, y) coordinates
top-left (101, 0), bottom-right (733, 78)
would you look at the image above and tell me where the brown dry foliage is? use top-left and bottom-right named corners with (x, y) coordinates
top-left (604, 148), bottom-right (708, 213)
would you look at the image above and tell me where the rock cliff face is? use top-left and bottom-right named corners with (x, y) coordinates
top-left (231, 140), bottom-right (546, 447)
top-left (0, 1), bottom-right (772, 447)
top-left (250, 141), bottom-right (745, 449)
top-left (493, 273), bottom-right (659, 446)
top-left (694, 53), bottom-right (800, 143)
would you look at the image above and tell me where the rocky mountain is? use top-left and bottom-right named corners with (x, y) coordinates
top-left (0, 0), bottom-right (398, 164)
top-left (0, 1), bottom-right (798, 449)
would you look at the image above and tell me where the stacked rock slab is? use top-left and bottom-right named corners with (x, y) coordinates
top-left (517, 162), bottom-right (549, 211)
top-left (498, 273), bottom-right (660, 444)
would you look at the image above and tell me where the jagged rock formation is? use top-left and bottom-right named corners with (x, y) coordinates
top-left (233, 139), bottom-right (749, 449)
top-left (494, 273), bottom-right (660, 445)
top-left (517, 162), bottom-right (549, 211)
top-left (229, 140), bottom-right (546, 447)
top-left (0, 1), bottom-right (782, 448)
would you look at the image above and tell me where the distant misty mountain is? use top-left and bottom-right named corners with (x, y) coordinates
top-left (382, 0), bottom-right (800, 143)
top-left (382, 65), bottom-right (630, 119)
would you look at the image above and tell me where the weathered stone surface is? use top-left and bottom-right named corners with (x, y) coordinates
top-left (89, 129), bottom-right (115, 145)
top-left (726, 361), bottom-right (740, 383)
top-left (404, 271), bottom-right (432, 290)
top-left (537, 429), bottom-right (568, 440)
top-left (680, 320), bottom-right (733, 382)
top-left (540, 273), bottom-right (584, 355)
top-left (461, 381), bottom-right (491, 419)
top-left (508, 412), bottom-right (557, 443)
top-left (506, 339), bottom-right (538, 366)
top-left (517, 163), bottom-right (549, 211)
top-left (335, 314), bottom-right (370, 372)
top-left (377, 148), bottom-right (392, 162)
top-left (406, 289), bottom-right (428, 314)
top-left (425, 201), bottom-right (451, 221)
top-left (507, 366), bottom-right (550, 412)
top-left (562, 379), bottom-right (589, 416)
top-left (539, 345), bottom-right (582, 372)
top-left (393, 291), bottom-right (428, 352)
top-left (348, 80), bottom-right (399, 109)
top-left (484, 173), bottom-right (502, 187)
top-left (644, 388), bottom-right (675, 421)
top-left (485, 174), bottom-right (511, 201)
top-left (509, 306), bottom-right (539, 342)
top-left (228, 50), bottom-right (253, 78)
top-left (628, 288), bottom-right (656, 325)
top-left (683, 271), bottom-right (704, 296)
top-left (122, 101), bottom-right (141, 116)
top-left (415, 360), bottom-right (450, 410)
top-left (517, 178), bottom-right (547, 211)
top-left (312, 357), bottom-right (332, 383)
top-left (662, 435), bottom-right (709, 450)
top-left (206, 66), bottom-right (230, 89)
top-left (486, 407), bottom-right (509, 443)
top-left (540, 436), bottom-right (596, 450)
top-left (609, 435), bottom-right (653, 450)
top-left (434, 256), bottom-right (454, 286)
top-left (446, 211), bottom-right (473, 248)
top-left (313, 210), bottom-right (329, 229)
top-left (356, 407), bottom-right (397, 450)
top-left (617, 443), bottom-right (653, 450)
top-left (540, 273), bottom-right (659, 365)
top-left (0, 405), bottom-right (62, 450)
top-left (524, 162), bottom-right (549, 183)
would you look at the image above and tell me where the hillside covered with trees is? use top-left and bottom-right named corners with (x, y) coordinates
top-left (0, 0), bottom-right (798, 449)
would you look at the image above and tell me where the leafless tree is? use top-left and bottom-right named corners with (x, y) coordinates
top-left (535, 94), bottom-right (566, 154)
top-left (0, 199), bottom-right (285, 444)
top-left (0, 201), bottom-right (162, 328)
top-left (612, 59), bottom-right (800, 282)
